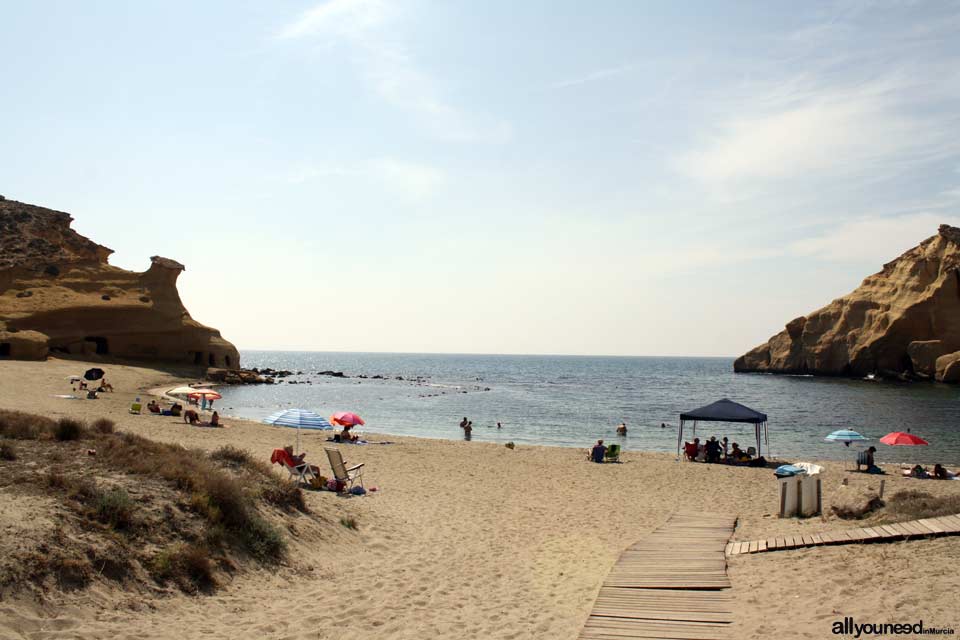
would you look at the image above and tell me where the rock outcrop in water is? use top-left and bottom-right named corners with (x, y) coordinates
top-left (0, 197), bottom-right (239, 367)
top-left (735, 224), bottom-right (960, 383)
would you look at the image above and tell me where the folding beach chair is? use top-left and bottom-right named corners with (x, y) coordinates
top-left (604, 443), bottom-right (621, 463)
top-left (270, 448), bottom-right (317, 486)
top-left (325, 448), bottom-right (364, 491)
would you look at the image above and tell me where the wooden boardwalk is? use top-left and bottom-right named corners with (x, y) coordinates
top-left (726, 514), bottom-right (960, 556)
top-left (579, 512), bottom-right (737, 640)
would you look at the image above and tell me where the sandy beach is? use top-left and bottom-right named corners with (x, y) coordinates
top-left (1, 358), bottom-right (959, 639)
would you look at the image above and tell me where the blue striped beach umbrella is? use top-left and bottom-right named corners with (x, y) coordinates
top-left (825, 429), bottom-right (869, 447)
top-left (264, 409), bottom-right (333, 453)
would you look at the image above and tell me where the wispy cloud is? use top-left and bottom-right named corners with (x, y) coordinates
top-left (285, 157), bottom-right (446, 199)
top-left (370, 158), bottom-right (446, 198)
top-left (278, 0), bottom-right (510, 142)
top-left (673, 3), bottom-right (960, 198)
top-left (278, 0), bottom-right (390, 39)
top-left (674, 96), bottom-right (926, 184)
top-left (549, 64), bottom-right (633, 90)
top-left (788, 213), bottom-right (960, 262)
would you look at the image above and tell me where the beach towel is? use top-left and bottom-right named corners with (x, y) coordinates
top-left (774, 464), bottom-right (805, 478)
top-left (271, 448), bottom-right (297, 467)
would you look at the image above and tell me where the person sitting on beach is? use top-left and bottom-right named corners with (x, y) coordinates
top-left (283, 445), bottom-right (320, 475)
top-left (169, 402), bottom-right (183, 417)
top-left (86, 389), bottom-right (98, 400)
top-left (210, 411), bottom-right (220, 427)
top-left (99, 378), bottom-right (114, 392)
top-left (340, 425), bottom-right (359, 442)
top-left (79, 380), bottom-right (88, 390)
top-left (705, 436), bottom-right (721, 463)
top-left (729, 443), bottom-right (745, 463)
top-left (684, 438), bottom-right (700, 461)
top-left (147, 400), bottom-right (161, 413)
top-left (591, 440), bottom-right (607, 463)
top-left (616, 422), bottom-right (627, 436)
top-left (183, 409), bottom-right (200, 425)
top-left (909, 464), bottom-right (929, 479)
top-left (864, 446), bottom-right (882, 474)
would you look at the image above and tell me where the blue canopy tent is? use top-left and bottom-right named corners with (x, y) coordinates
top-left (677, 398), bottom-right (769, 458)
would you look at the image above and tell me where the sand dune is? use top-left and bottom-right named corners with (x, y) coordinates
top-left (1, 358), bottom-right (958, 639)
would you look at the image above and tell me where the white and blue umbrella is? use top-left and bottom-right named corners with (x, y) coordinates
top-left (264, 409), bottom-right (333, 453)
top-left (825, 429), bottom-right (869, 447)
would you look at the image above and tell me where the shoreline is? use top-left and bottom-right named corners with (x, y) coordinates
top-left (2, 358), bottom-right (959, 639)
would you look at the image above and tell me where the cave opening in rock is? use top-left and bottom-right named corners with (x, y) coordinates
top-left (225, 355), bottom-right (232, 367)
top-left (0, 343), bottom-right (10, 357)
top-left (208, 353), bottom-right (215, 367)
top-left (192, 351), bottom-right (203, 365)
top-left (84, 336), bottom-right (109, 355)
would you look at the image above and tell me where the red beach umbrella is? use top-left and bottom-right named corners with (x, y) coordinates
top-left (331, 412), bottom-right (364, 427)
top-left (879, 431), bottom-right (928, 446)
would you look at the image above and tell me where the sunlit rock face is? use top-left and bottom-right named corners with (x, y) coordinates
top-left (0, 197), bottom-right (239, 368)
top-left (735, 224), bottom-right (960, 383)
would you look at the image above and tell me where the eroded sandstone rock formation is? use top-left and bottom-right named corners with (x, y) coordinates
top-left (735, 224), bottom-right (960, 382)
top-left (0, 198), bottom-right (239, 367)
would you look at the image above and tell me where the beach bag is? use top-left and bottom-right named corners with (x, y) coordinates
top-left (349, 486), bottom-right (366, 496)
top-left (310, 475), bottom-right (325, 490)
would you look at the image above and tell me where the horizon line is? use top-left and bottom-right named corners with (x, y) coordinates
top-left (236, 348), bottom-right (738, 359)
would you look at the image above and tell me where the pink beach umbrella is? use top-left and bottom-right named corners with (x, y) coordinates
top-left (187, 389), bottom-right (222, 400)
top-left (331, 412), bottom-right (365, 427)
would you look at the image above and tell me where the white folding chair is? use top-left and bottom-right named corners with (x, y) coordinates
top-left (325, 448), bottom-right (364, 490)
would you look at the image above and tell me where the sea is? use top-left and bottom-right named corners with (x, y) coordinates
top-left (216, 351), bottom-right (960, 465)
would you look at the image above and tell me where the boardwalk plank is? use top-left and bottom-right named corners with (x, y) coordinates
top-left (579, 513), bottom-right (736, 640)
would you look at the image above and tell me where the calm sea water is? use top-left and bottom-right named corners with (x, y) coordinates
top-left (217, 351), bottom-right (960, 465)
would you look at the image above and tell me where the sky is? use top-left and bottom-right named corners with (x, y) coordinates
top-left (2, 0), bottom-right (960, 357)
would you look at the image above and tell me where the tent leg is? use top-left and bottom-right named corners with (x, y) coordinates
top-left (677, 420), bottom-right (684, 458)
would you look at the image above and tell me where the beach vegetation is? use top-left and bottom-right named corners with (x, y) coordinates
top-left (884, 490), bottom-right (960, 520)
top-left (54, 417), bottom-right (85, 441)
top-left (92, 487), bottom-right (135, 530)
top-left (0, 409), bottom-right (55, 439)
top-left (831, 496), bottom-right (884, 520)
top-left (150, 543), bottom-right (216, 593)
top-left (0, 409), bottom-right (324, 599)
top-left (91, 417), bottom-right (115, 434)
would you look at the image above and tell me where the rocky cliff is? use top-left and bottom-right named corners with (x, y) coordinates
top-left (0, 197), bottom-right (239, 367)
top-left (735, 224), bottom-right (960, 383)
